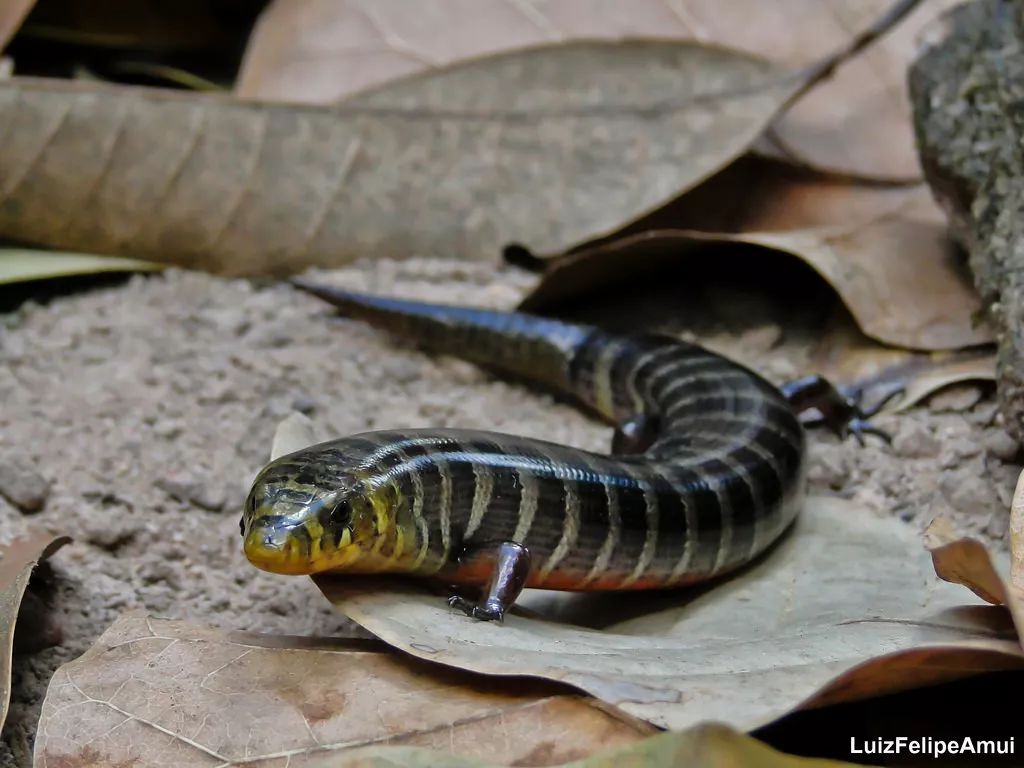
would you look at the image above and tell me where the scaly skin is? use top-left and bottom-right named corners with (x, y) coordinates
top-left (242, 283), bottom-right (830, 617)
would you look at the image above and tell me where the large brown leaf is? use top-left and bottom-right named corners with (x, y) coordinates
top-left (315, 495), bottom-right (1024, 731)
top-left (576, 154), bottom-right (938, 239)
top-left (0, 528), bottom-right (69, 732)
top-left (0, 0), bottom-right (33, 51)
top-left (520, 181), bottom-right (990, 351)
top-left (34, 615), bottom-right (654, 767)
top-left (300, 723), bottom-right (866, 768)
top-left (0, 39), bottom-right (804, 273)
top-left (238, 0), bottom-right (956, 180)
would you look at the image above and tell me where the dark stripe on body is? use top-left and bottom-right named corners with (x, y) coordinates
top-left (264, 290), bottom-right (808, 589)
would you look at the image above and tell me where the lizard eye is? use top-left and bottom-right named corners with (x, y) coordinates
top-left (331, 500), bottom-right (354, 548)
top-left (330, 499), bottom-right (352, 525)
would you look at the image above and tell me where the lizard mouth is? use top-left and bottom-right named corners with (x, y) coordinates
top-left (243, 522), bottom-right (316, 575)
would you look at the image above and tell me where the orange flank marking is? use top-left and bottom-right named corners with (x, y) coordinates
top-left (531, 571), bottom-right (695, 591)
top-left (529, 570), bottom-right (599, 590)
top-left (436, 560), bottom-right (493, 587)
top-left (437, 553), bottom-right (720, 592)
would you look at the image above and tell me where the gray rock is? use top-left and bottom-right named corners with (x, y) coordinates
top-left (910, 0), bottom-right (1024, 438)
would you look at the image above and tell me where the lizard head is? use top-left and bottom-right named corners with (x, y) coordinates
top-left (241, 442), bottom-right (399, 575)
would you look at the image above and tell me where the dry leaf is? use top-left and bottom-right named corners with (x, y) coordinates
top-left (520, 185), bottom-right (989, 352)
top-left (301, 723), bottom-right (864, 768)
top-left (270, 410), bottom-right (320, 461)
top-left (238, 0), bottom-right (955, 180)
top-left (763, 0), bottom-right (961, 179)
top-left (578, 155), bottom-right (939, 241)
top-left (315, 495), bottom-right (1024, 732)
top-left (807, 313), bottom-right (994, 412)
top-left (0, 248), bottom-right (160, 285)
top-left (924, 517), bottom-right (1024, 648)
top-left (34, 615), bottom-right (654, 767)
top-left (0, 0), bottom-right (33, 51)
top-left (0, 528), bottom-right (69, 732)
top-left (809, 314), bottom-right (916, 387)
top-left (0, 39), bottom-right (805, 273)
top-left (886, 354), bottom-right (995, 412)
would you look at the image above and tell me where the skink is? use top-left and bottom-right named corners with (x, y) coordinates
top-left (242, 282), bottom-right (881, 620)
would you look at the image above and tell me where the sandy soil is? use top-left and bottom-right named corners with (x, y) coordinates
top-left (0, 257), bottom-right (1017, 766)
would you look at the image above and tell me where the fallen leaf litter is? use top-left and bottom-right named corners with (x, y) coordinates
top-left (0, 256), bottom-right (1019, 763)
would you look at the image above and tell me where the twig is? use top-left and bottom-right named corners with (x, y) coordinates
top-left (790, 0), bottom-right (926, 106)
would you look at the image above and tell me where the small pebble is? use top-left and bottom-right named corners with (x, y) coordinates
top-left (983, 430), bottom-right (1019, 462)
top-left (892, 421), bottom-right (941, 459)
top-left (81, 513), bottom-right (139, 550)
top-left (939, 471), bottom-right (994, 515)
top-left (969, 402), bottom-right (999, 426)
top-left (244, 326), bottom-right (292, 348)
top-left (193, 483), bottom-right (228, 513)
top-left (986, 508), bottom-right (1010, 539)
top-left (0, 456), bottom-right (51, 513)
top-left (807, 445), bottom-right (850, 489)
top-left (156, 472), bottom-right (226, 512)
top-left (291, 395), bottom-right (318, 415)
top-left (379, 356), bottom-right (423, 385)
top-left (138, 560), bottom-right (182, 590)
top-left (152, 418), bottom-right (184, 440)
top-left (936, 432), bottom-right (982, 468)
top-left (200, 379), bottom-right (239, 404)
top-left (738, 324), bottom-right (783, 353)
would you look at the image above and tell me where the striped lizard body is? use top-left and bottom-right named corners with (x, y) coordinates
top-left (242, 283), bottom-right (863, 620)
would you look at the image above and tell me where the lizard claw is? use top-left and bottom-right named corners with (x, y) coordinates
top-left (835, 385), bottom-right (902, 444)
top-left (448, 594), bottom-right (504, 622)
top-left (837, 383), bottom-right (904, 444)
top-left (784, 375), bottom-right (901, 445)
top-left (847, 417), bottom-right (893, 446)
